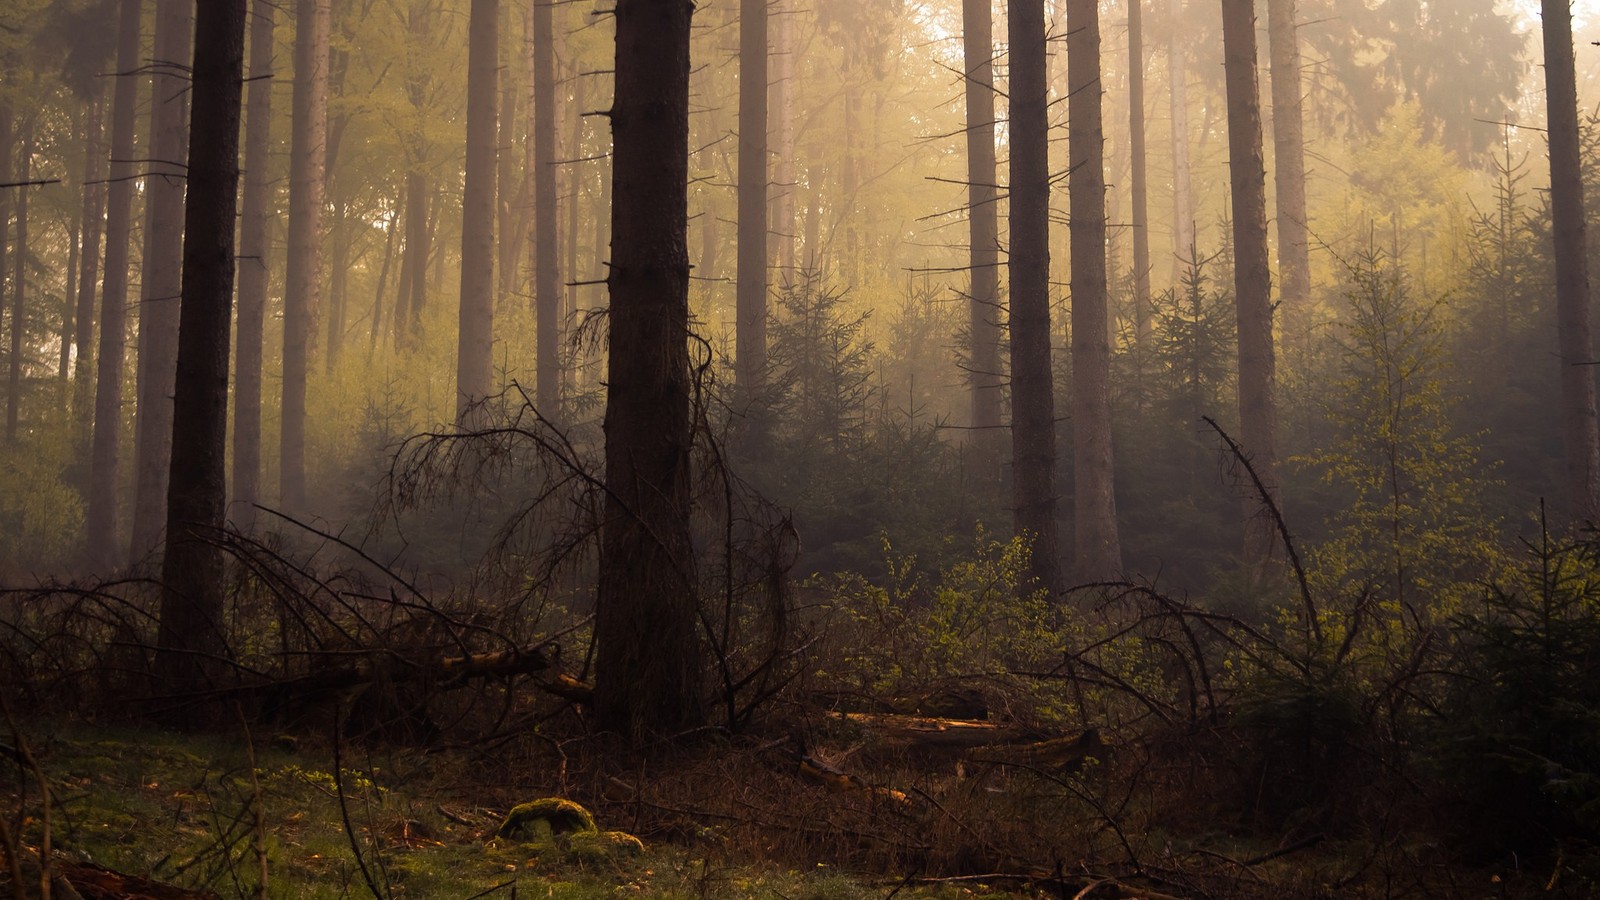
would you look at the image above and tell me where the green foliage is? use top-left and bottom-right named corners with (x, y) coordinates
top-left (0, 421), bottom-right (83, 576)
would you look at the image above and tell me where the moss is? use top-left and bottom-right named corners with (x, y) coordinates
top-left (496, 797), bottom-right (598, 842)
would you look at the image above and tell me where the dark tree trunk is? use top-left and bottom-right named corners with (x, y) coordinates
top-left (594, 0), bottom-right (702, 745)
top-left (231, 0), bottom-right (274, 533)
top-left (369, 208), bottom-right (396, 354)
top-left (280, 0), bottom-right (329, 516)
top-left (1008, 0), bottom-right (1062, 593)
top-left (496, 0), bottom-right (523, 305)
top-left (130, 0), bottom-right (193, 564)
top-left (735, 0), bottom-right (768, 398)
top-left (962, 0), bottom-right (1003, 464)
top-left (400, 170), bottom-right (427, 343)
top-left (1168, 0), bottom-right (1194, 283)
top-left (457, 0), bottom-right (499, 421)
top-left (1221, 0), bottom-right (1278, 564)
top-left (533, 0), bottom-right (560, 416)
top-left (6, 126), bottom-right (29, 444)
top-left (88, 0), bottom-right (145, 571)
top-left (0, 101), bottom-right (10, 426)
top-left (1128, 0), bottom-right (1151, 347)
top-left (158, 0), bottom-right (246, 695)
top-left (72, 92), bottom-right (106, 440)
top-left (1543, 0), bottom-right (1600, 520)
top-left (1069, 0), bottom-right (1120, 581)
top-left (60, 115), bottom-right (79, 384)
top-left (1267, 0), bottom-right (1310, 360)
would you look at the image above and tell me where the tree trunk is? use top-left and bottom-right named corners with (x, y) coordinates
top-left (60, 116), bottom-right (79, 385)
top-left (1544, 0), bottom-right (1600, 520)
top-left (1008, 0), bottom-right (1062, 594)
top-left (231, 0), bottom-right (274, 533)
top-left (1168, 0), bottom-right (1194, 283)
top-left (1129, 0), bottom-right (1151, 347)
top-left (594, 0), bottom-right (702, 745)
top-left (72, 92), bottom-right (106, 452)
top-left (1267, 0), bottom-right (1309, 362)
top-left (0, 101), bottom-right (10, 431)
top-left (1069, 0), bottom-right (1121, 581)
top-left (368, 208), bottom-right (396, 355)
top-left (533, 0), bottom-right (560, 416)
top-left (6, 126), bottom-right (29, 444)
top-left (88, 0), bottom-right (145, 571)
top-left (456, 0), bottom-right (498, 422)
top-left (736, 0), bottom-right (768, 399)
top-left (400, 170), bottom-right (427, 343)
top-left (497, 0), bottom-right (522, 306)
top-left (565, 61), bottom-right (582, 394)
top-left (768, 0), bottom-right (794, 280)
top-left (962, 0), bottom-right (1003, 465)
top-left (280, 0), bottom-right (329, 516)
top-left (158, 0), bottom-right (246, 695)
top-left (1221, 0), bottom-right (1278, 564)
top-left (130, 0), bottom-right (193, 565)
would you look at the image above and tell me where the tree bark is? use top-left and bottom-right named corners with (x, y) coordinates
top-left (1221, 0), bottom-right (1278, 565)
top-left (280, 0), bottom-right (329, 517)
top-left (594, 0), bottom-right (702, 745)
top-left (158, 0), bottom-right (246, 694)
top-left (963, 0), bottom-right (1003, 465)
top-left (72, 92), bottom-right (106, 452)
top-left (1543, 0), bottom-right (1600, 520)
top-left (457, 0), bottom-right (499, 422)
top-left (768, 0), bottom-right (794, 280)
top-left (88, 0), bottom-right (146, 571)
top-left (497, 0), bottom-right (523, 305)
top-left (533, 0), bottom-right (560, 417)
top-left (231, 0), bottom-right (274, 533)
top-left (1168, 0), bottom-right (1195, 283)
top-left (1008, 0), bottom-right (1062, 594)
top-left (6, 126), bottom-right (29, 444)
top-left (1267, 0), bottom-right (1309, 361)
top-left (130, 0), bottom-right (193, 564)
top-left (736, 0), bottom-right (768, 399)
top-left (1069, 0), bottom-right (1121, 581)
top-left (1129, 0), bottom-right (1151, 347)
top-left (60, 117), bottom-right (80, 385)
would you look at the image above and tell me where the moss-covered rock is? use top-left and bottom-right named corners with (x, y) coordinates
top-left (495, 798), bottom-right (598, 843)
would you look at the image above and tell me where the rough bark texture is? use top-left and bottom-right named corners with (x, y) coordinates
top-left (6, 127), bottom-right (29, 444)
top-left (231, 0), bottom-right (275, 533)
top-left (1069, 0), bottom-right (1121, 581)
top-left (962, 0), bottom-right (1003, 464)
top-left (71, 93), bottom-right (105, 442)
top-left (280, 0), bottom-right (329, 516)
top-left (533, 0), bottom-right (560, 416)
top-left (1544, 0), bottom-right (1600, 521)
top-left (1168, 0), bottom-right (1194, 282)
top-left (768, 0), bottom-right (794, 279)
top-left (1129, 0), bottom-right (1151, 346)
top-left (129, 0), bottom-right (193, 564)
top-left (0, 102), bottom-right (10, 425)
top-left (594, 0), bottom-right (703, 745)
top-left (457, 0), bottom-right (499, 422)
top-left (158, 0), bottom-right (246, 694)
top-left (1008, 0), bottom-right (1062, 594)
top-left (88, 0), bottom-right (145, 571)
top-left (735, 0), bottom-right (768, 397)
top-left (1221, 0), bottom-right (1279, 564)
top-left (1267, 0), bottom-right (1310, 359)
top-left (497, 1), bottom-right (523, 305)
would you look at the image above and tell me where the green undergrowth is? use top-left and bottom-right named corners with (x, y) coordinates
top-left (0, 723), bottom-right (1021, 899)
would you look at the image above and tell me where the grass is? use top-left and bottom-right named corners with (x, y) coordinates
top-left (1, 722), bottom-right (1026, 899)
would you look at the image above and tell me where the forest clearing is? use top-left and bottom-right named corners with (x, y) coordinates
top-left (6, 0), bottom-right (1600, 896)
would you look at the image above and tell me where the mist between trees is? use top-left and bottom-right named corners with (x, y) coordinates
top-left (4, 0), bottom-right (1600, 895)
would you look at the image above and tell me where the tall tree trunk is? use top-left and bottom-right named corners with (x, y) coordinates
top-left (1129, 0), bottom-right (1151, 347)
top-left (497, 0), bottom-right (522, 306)
top-left (594, 0), bottom-right (702, 745)
top-left (369, 208), bottom-right (396, 355)
top-left (6, 127), bottom-right (29, 444)
top-left (88, 0), bottom-right (145, 571)
top-left (1009, 0), bottom-right (1062, 594)
top-left (768, 0), bottom-right (794, 280)
top-left (280, 0), bottom-right (329, 516)
top-left (1168, 0), bottom-right (1195, 283)
top-left (533, 0), bottom-right (560, 416)
top-left (1221, 0), bottom-right (1278, 564)
top-left (736, 0), bottom-right (768, 399)
top-left (158, 0), bottom-right (246, 694)
top-left (1069, 0), bottom-right (1120, 581)
top-left (0, 100), bottom-right (10, 430)
top-left (130, 0), bottom-right (193, 564)
top-left (73, 92), bottom-right (106, 445)
top-left (1544, 0), bottom-right (1600, 520)
top-left (60, 115), bottom-right (80, 385)
top-left (400, 170), bottom-right (427, 343)
top-left (322, 46), bottom-right (349, 376)
top-left (962, 0), bottom-right (1003, 461)
top-left (1267, 0), bottom-right (1309, 361)
top-left (457, 0), bottom-right (498, 422)
top-left (565, 62), bottom-right (583, 391)
top-left (231, 0), bottom-right (274, 533)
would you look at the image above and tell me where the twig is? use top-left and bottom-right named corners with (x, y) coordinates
top-left (331, 714), bottom-right (386, 900)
